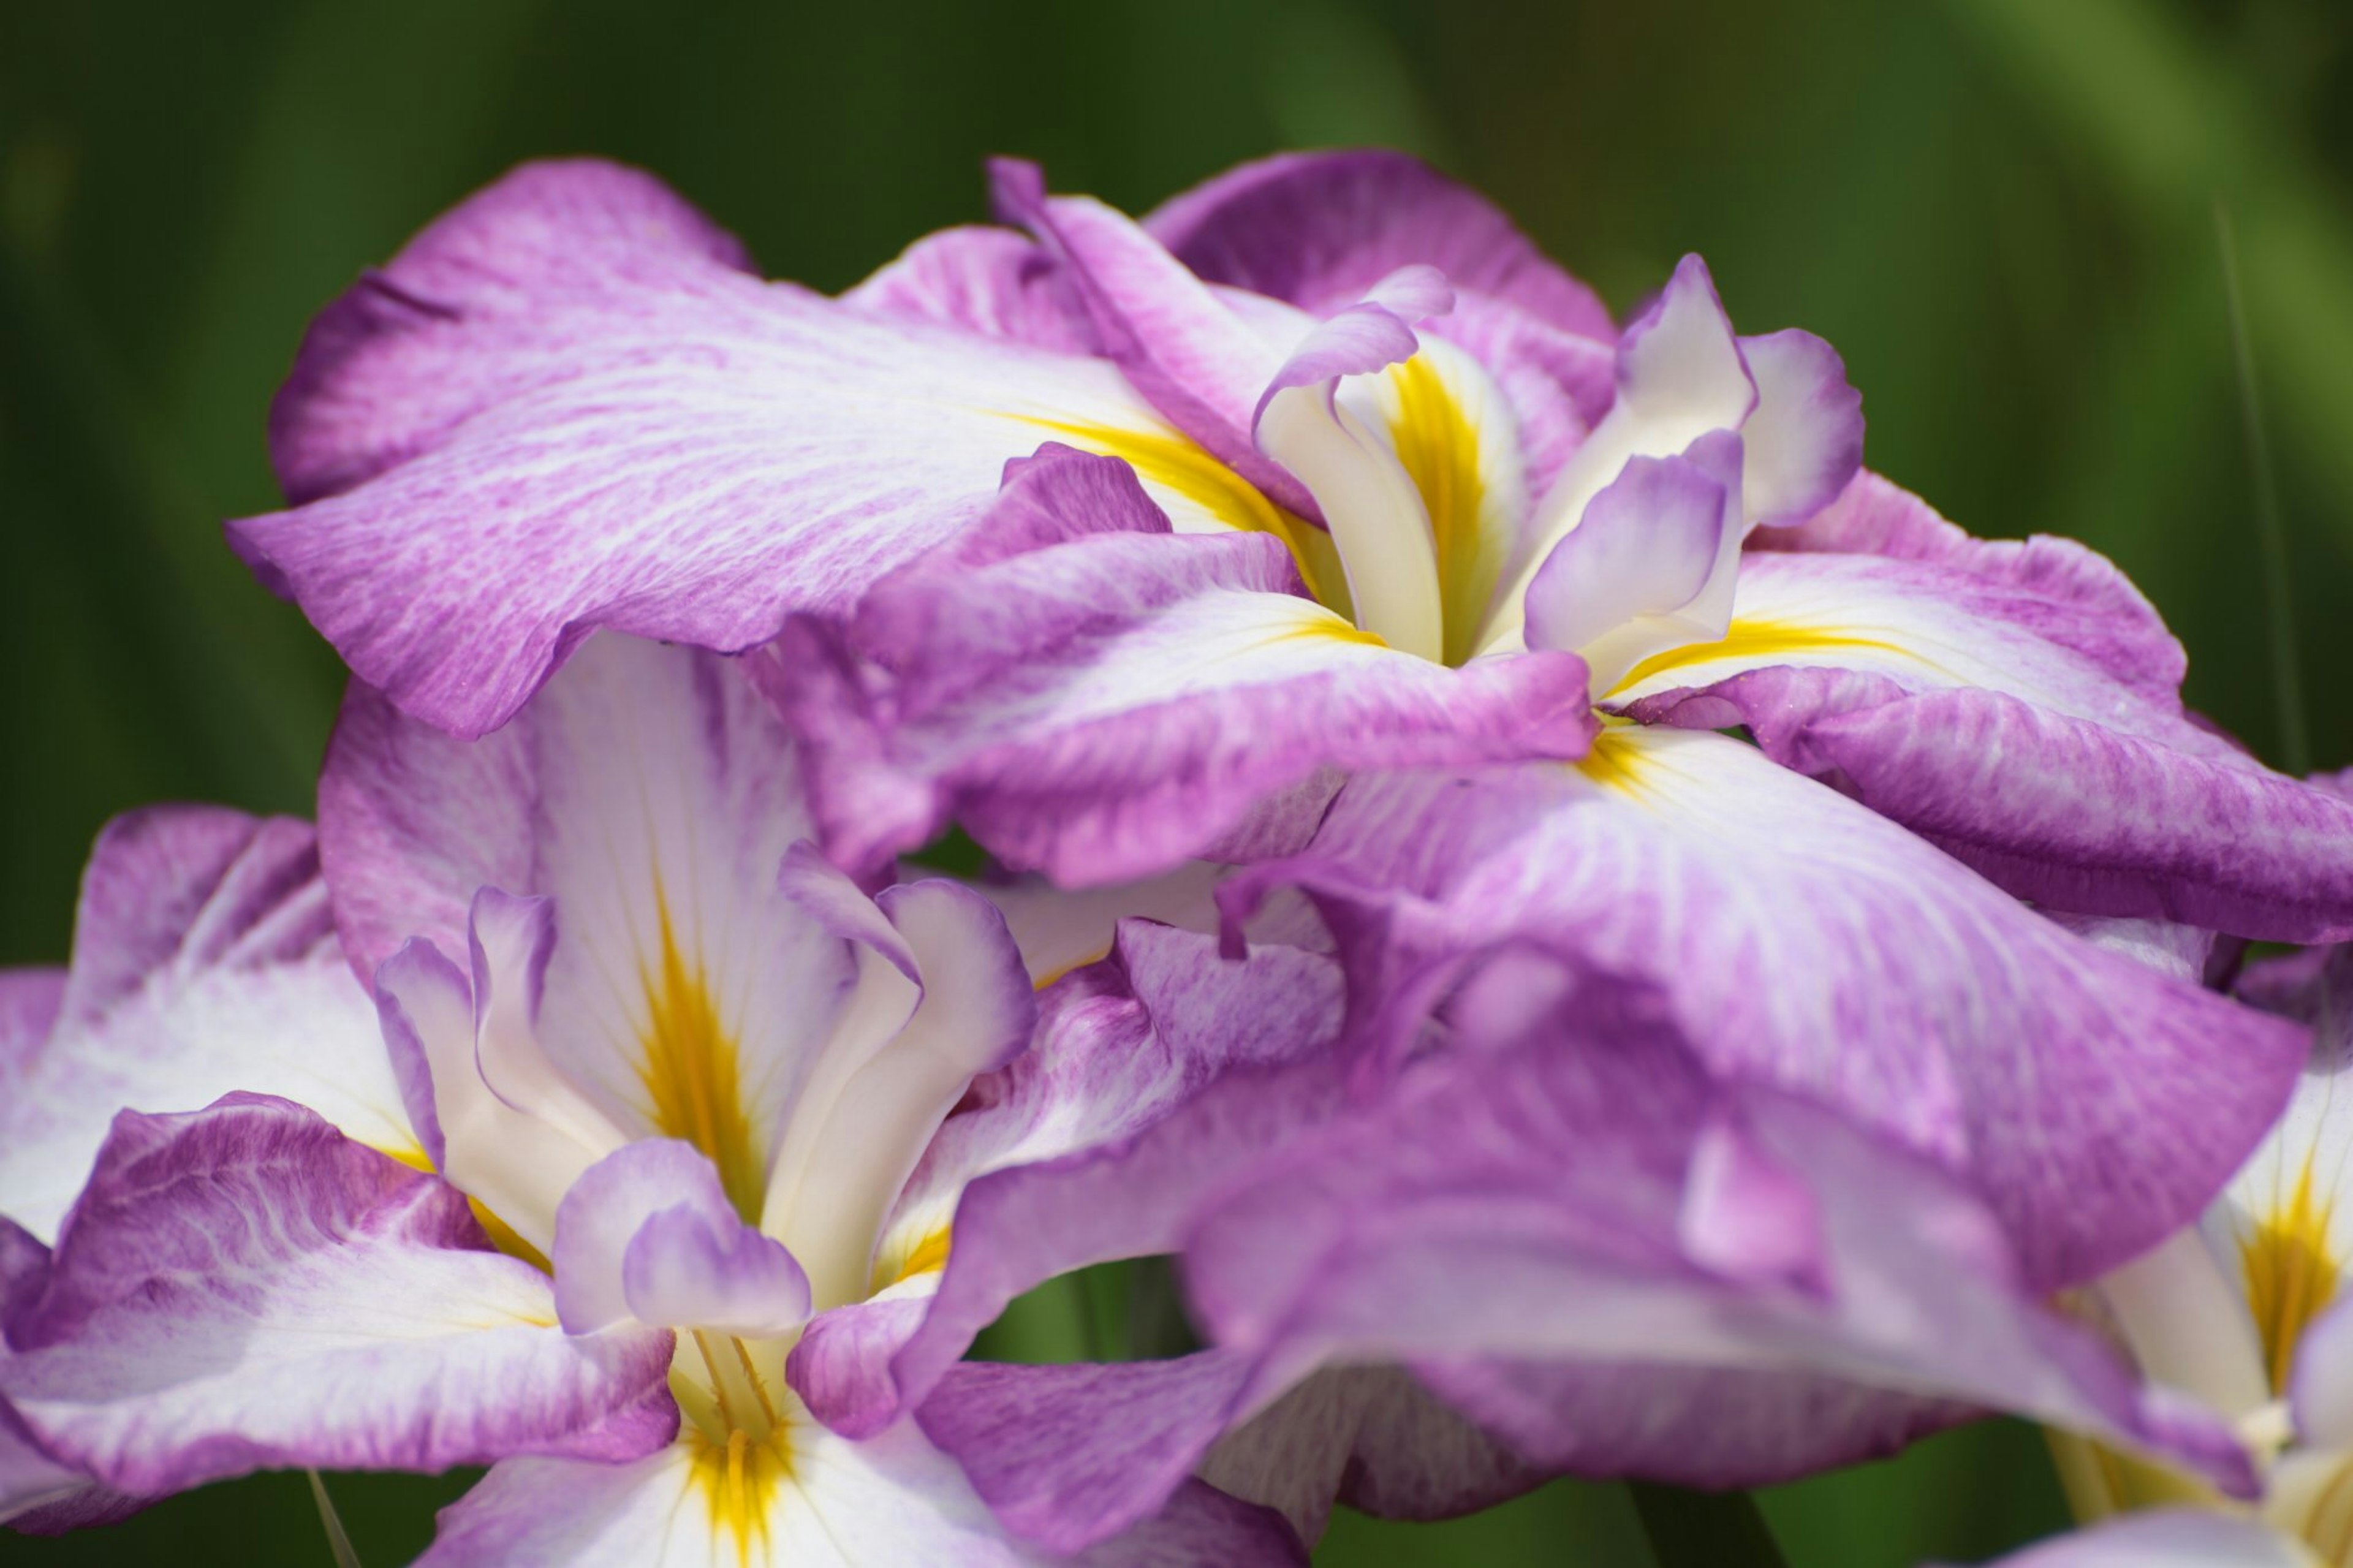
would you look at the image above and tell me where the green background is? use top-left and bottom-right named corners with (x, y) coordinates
top-left (4, 0), bottom-right (2351, 1561)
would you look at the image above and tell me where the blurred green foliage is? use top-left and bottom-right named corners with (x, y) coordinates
top-left (4, 0), bottom-right (2351, 1561)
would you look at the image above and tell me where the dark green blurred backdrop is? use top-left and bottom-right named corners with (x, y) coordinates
top-left (6, 0), bottom-right (2352, 1562)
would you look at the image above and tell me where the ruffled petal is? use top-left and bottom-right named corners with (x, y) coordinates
top-left (777, 447), bottom-right (1595, 885)
top-left (987, 159), bottom-right (1313, 519)
top-left (1143, 150), bottom-right (1614, 341)
top-left (0, 808), bottom-right (409, 1243)
top-left (843, 224), bottom-right (1097, 354)
top-left (553, 1140), bottom-right (809, 1338)
top-left (325, 634), bottom-right (857, 1224)
top-left (237, 159), bottom-right (1229, 738)
top-left (1, 1096), bottom-right (675, 1496)
top-left (1231, 728), bottom-right (2306, 1289)
top-left (800, 922), bottom-right (1343, 1440)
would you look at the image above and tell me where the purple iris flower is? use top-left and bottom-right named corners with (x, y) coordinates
top-left (0, 636), bottom-right (1303, 1563)
top-left (1967, 850), bottom-right (2353, 1566)
top-left (818, 907), bottom-right (2268, 1556)
top-left (224, 150), bottom-right (2353, 948)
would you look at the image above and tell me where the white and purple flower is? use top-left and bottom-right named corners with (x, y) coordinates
top-left (1, 636), bottom-right (1305, 1563)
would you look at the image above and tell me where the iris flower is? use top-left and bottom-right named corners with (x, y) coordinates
top-left (220, 148), bottom-right (2353, 946)
top-left (1977, 877), bottom-right (2353, 1567)
top-left (818, 904), bottom-right (2273, 1555)
top-left (0, 635), bottom-right (1303, 1564)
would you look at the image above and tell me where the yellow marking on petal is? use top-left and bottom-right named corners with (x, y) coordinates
top-left (686, 1423), bottom-right (793, 1567)
top-left (1032, 947), bottom-right (1109, 990)
top-left (468, 1200), bottom-right (552, 1275)
top-left (1607, 621), bottom-right (1911, 698)
top-left (2243, 1158), bottom-right (2342, 1395)
top-left (1574, 726), bottom-right (1648, 795)
top-left (1385, 354), bottom-right (1495, 667)
top-left (1008, 415), bottom-right (1354, 618)
top-left (371, 1141), bottom-right (550, 1273)
top-left (638, 890), bottom-right (765, 1223)
top-left (871, 1225), bottom-right (953, 1294)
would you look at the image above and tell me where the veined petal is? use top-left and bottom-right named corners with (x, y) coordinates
top-left (1143, 149), bottom-right (1615, 341)
top-left (1966, 1512), bottom-right (2321, 1568)
top-left (327, 635), bottom-right (859, 1223)
top-left (801, 923), bottom-right (1343, 1441)
top-left (238, 159), bottom-right (1248, 738)
top-left (1180, 988), bottom-right (2256, 1494)
top-left (0, 1220), bottom-right (135, 1534)
top-left (553, 1140), bottom-right (809, 1338)
top-left (0, 971), bottom-right (62, 1069)
top-left (843, 224), bottom-right (1097, 354)
top-left (1, 1096), bottom-right (675, 1495)
top-left (0, 808), bottom-right (409, 1243)
top-left (1236, 729), bottom-right (2307, 1289)
top-left (1751, 469), bottom-right (2186, 698)
top-left (778, 449), bottom-right (1595, 887)
top-left (987, 158), bottom-right (1314, 519)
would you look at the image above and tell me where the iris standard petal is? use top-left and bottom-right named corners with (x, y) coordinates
top-left (776, 447), bottom-right (1594, 885)
top-left (0, 1096), bottom-right (676, 1497)
top-left (553, 1140), bottom-right (810, 1338)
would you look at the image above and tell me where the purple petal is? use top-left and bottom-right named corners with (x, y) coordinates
top-left (1523, 445), bottom-right (1735, 686)
top-left (800, 923), bottom-right (1344, 1440)
top-left (0, 971), bottom-right (63, 1071)
top-left (844, 222), bottom-right (1098, 354)
top-left (1737, 329), bottom-right (1864, 528)
top-left (1143, 150), bottom-right (1614, 341)
top-left (1963, 1512), bottom-right (2313, 1567)
top-left (1, 1096), bottom-right (675, 1496)
top-left (987, 158), bottom-right (1315, 519)
top-left (553, 1140), bottom-right (809, 1338)
top-left (0, 1220), bottom-right (135, 1533)
top-left (916, 1355), bottom-right (1257, 1553)
top-left (1234, 729), bottom-right (2306, 1289)
top-left (327, 635), bottom-right (858, 1204)
top-left (1176, 991), bottom-right (2257, 1496)
top-left (1749, 470), bottom-right (2188, 697)
top-left (776, 447), bottom-right (1596, 885)
top-left (236, 159), bottom-right (1196, 738)
top-left (267, 157), bottom-right (752, 504)
top-left (0, 808), bottom-right (409, 1243)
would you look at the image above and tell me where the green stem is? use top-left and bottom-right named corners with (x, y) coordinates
top-left (1629, 1483), bottom-right (1789, 1568)
top-left (2215, 200), bottom-right (2309, 777)
top-left (306, 1470), bottom-right (364, 1568)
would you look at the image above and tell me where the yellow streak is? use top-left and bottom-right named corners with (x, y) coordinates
top-left (871, 1225), bottom-right (953, 1294)
top-left (2243, 1157), bottom-right (2343, 1394)
top-left (638, 890), bottom-right (765, 1223)
top-left (376, 1142), bottom-right (550, 1274)
top-left (1384, 354), bottom-right (1494, 667)
top-left (1608, 621), bottom-right (1908, 697)
top-left (686, 1423), bottom-right (792, 1567)
top-left (1574, 727), bottom-right (1648, 795)
top-left (1008, 415), bottom-right (1354, 618)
